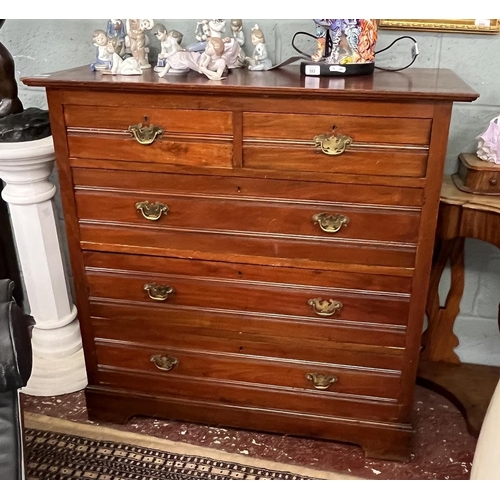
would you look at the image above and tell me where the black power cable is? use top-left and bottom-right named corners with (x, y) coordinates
top-left (374, 35), bottom-right (419, 72)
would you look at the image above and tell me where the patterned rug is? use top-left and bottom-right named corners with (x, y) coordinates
top-left (24, 413), bottom-right (357, 480)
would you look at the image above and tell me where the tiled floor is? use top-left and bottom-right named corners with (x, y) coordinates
top-left (21, 384), bottom-right (477, 480)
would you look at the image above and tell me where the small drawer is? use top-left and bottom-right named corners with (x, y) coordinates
top-left (94, 342), bottom-right (401, 401)
top-left (242, 112), bottom-right (429, 178)
top-left (65, 105), bottom-right (233, 168)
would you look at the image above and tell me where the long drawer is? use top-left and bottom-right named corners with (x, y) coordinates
top-left (94, 342), bottom-right (401, 401)
top-left (94, 342), bottom-right (401, 421)
top-left (75, 188), bottom-right (421, 245)
top-left (84, 251), bottom-right (410, 348)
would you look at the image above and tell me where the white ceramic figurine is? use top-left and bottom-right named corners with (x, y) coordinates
top-left (246, 25), bottom-right (272, 71)
top-left (153, 23), bottom-right (184, 73)
top-left (90, 29), bottom-right (113, 71)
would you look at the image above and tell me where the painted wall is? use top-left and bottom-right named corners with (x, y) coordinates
top-left (2, 19), bottom-right (500, 365)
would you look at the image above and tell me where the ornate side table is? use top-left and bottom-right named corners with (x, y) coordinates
top-left (419, 174), bottom-right (500, 436)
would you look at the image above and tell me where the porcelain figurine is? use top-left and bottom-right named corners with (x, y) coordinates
top-left (246, 25), bottom-right (272, 71)
top-left (106, 19), bottom-right (126, 56)
top-left (199, 37), bottom-right (227, 80)
top-left (208, 19), bottom-right (226, 38)
top-left (90, 29), bottom-right (113, 71)
top-left (186, 19), bottom-right (210, 52)
top-left (126, 19), bottom-right (154, 69)
top-left (477, 116), bottom-right (500, 165)
top-left (230, 19), bottom-right (245, 47)
top-left (103, 38), bottom-right (142, 76)
top-left (157, 48), bottom-right (201, 77)
top-left (158, 36), bottom-right (227, 81)
top-left (153, 23), bottom-right (184, 73)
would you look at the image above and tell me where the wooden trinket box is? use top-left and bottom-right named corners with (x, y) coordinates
top-left (453, 153), bottom-right (500, 195)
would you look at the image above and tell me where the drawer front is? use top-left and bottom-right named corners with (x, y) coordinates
top-left (85, 252), bottom-right (409, 348)
top-left (65, 105), bottom-right (233, 167)
top-left (75, 189), bottom-right (421, 245)
top-left (242, 111), bottom-right (429, 178)
top-left (86, 269), bottom-right (410, 327)
top-left (94, 342), bottom-right (401, 400)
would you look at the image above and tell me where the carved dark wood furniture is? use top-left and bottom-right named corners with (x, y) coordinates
top-left (23, 67), bottom-right (478, 461)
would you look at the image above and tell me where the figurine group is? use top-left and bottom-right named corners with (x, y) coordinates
top-left (90, 19), bottom-right (273, 80)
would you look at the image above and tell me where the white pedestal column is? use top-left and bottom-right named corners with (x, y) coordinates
top-left (0, 136), bottom-right (87, 396)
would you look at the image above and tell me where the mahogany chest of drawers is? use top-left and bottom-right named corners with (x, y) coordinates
top-left (24, 66), bottom-right (478, 461)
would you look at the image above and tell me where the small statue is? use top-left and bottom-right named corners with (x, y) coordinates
top-left (230, 19), bottom-right (245, 47)
top-left (104, 38), bottom-right (142, 76)
top-left (186, 20), bottom-right (210, 52)
top-left (152, 23), bottom-right (184, 73)
top-left (106, 19), bottom-right (126, 56)
top-left (477, 116), bottom-right (500, 165)
top-left (208, 19), bottom-right (226, 38)
top-left (199, 37), bottom-right (227, 80)
top-left (90, 29), bottom-right (113, 71)
top-left (157, 48), bottom-right (201, 77)
top-left (0, 20), bottom-right (23, 118)
top-left (126, 19), bottom-right (154, 69)
top-left (246, 25), bottom-right (272, 71)
top-left (0, 19), bottom-right (50, 142)
top-left (158, 37), bottom-right (227, 81)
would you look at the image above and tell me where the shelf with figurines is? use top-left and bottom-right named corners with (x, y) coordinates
top-left (90, 19), bottom-right (387, 80)
top-left (90, 19), bottom-right (275, 80)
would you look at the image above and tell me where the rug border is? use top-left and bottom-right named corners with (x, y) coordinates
top-left (24, 412), bottom-right (362, 480)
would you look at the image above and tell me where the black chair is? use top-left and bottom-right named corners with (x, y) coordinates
top-left (0, 279), bottom-right (33, 480)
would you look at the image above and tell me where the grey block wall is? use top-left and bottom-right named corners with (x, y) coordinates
top-left (2, 19), bottom-right (500, 365)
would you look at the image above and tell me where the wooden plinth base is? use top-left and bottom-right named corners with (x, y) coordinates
top-left (85, 386), bottom-right (414, 462)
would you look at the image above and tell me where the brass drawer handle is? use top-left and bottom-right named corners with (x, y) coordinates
top-left (306, 373), bottom-right (338, 390)
top-left (313, 131), bottom-right (352, 155)
top-left (312, 213), bottom-right (349, 233)
top-left (308, 298), bottom-right (343, 317)
top-left (144, 283), bottom-right (175, 301)
top-left (128, 123), bottom-right (164, 145)
top-left (136, 201), bottom-right (169, 221)
top-left (151, 354), bottom-right (178, 372)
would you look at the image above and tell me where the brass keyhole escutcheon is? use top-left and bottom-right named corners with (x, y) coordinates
top-left (136, 201), bottom-right (169, 221)
top-left (308, 298), bottom-right (343, 317)
top-left (312, 213), bottom-right (350, 233)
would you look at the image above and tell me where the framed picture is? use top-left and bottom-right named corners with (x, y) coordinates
top-left (378, 19), bottom-right (500, 34)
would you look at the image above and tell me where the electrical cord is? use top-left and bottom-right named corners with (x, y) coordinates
top-left (291, 32), bottom-right (420, 72)
top-left (374, 36), bottom-right (419, 72)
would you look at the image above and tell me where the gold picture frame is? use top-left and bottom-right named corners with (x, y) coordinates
top-left (378, 19), bottom-right (500, 34)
